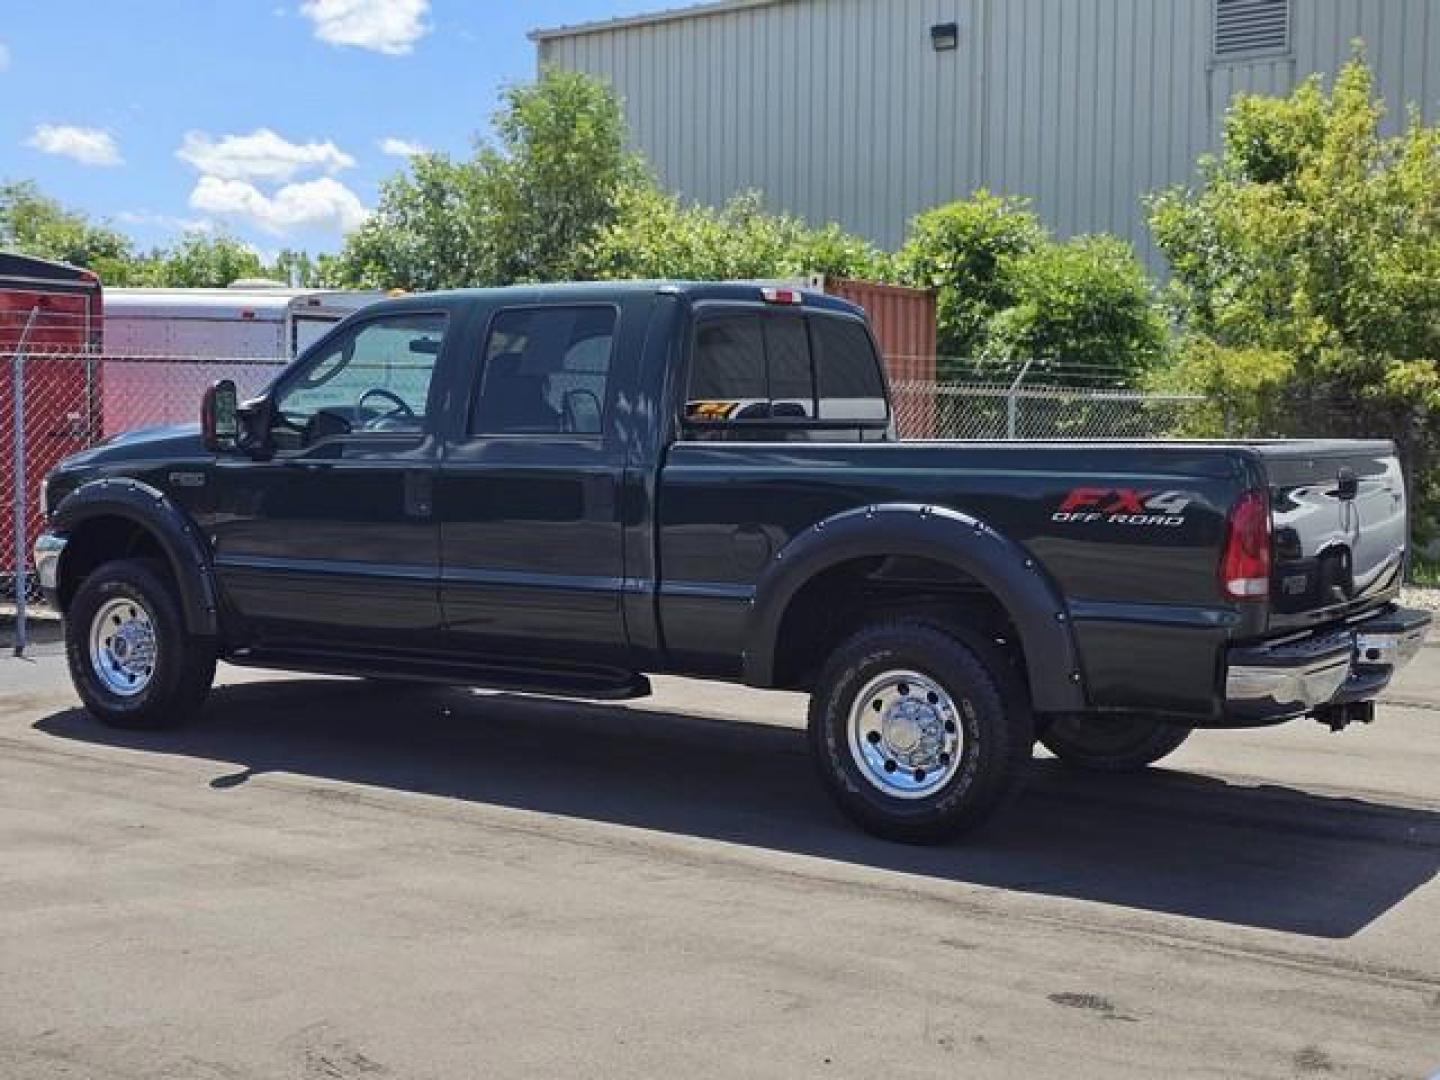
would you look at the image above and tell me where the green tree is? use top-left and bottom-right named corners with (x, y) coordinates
top-left (336, 153), bottom-right (494, 290)
top-left (0, 180), bottom-right (139, 283)
top-left (332, 70), bottom-right (644, 289)
top-left (146, 233), bottom-right (266, 287)
top-left (1148, 55), bottom-right (1440, 533)
top-left (983, 235), bottom-right (1167, 385)
top-left (334, 69), bottom-right (886, 291)
top-left (482, 68), bottom-right (646, 283)
top-left (894, 192), bottom-right (1045, 367)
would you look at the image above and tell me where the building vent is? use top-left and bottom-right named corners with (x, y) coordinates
top-left (1214, 0), bottom-right (1290, 60)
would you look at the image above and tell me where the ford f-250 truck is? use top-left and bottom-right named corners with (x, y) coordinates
top-left (34, 282), bottom-right (1432, 842)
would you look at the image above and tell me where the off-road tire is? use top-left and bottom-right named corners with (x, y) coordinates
top-left (65, 558), bottom-right (216, 730)
top-left (808, 619), bottom-right (1033, 844)
top-left (1039, 715), bottom-right (1192, 772)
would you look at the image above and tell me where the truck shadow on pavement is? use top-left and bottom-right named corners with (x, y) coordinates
top-left (35, 676), bottom-right (1440, 940)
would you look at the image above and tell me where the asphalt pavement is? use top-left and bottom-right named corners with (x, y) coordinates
top-left (2, 639), bottom-right (1438, 1078)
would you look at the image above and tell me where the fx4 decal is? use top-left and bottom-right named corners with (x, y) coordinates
top-left (1052, 487), bottom-right (1195, 527)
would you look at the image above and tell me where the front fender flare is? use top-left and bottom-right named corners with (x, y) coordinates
top-left (51, 477), bottom-right (219, 637)
top-left (742, 503), bottom-right (1086, 713)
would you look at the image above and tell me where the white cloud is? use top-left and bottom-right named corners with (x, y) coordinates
top-left (188, 175), bottom-right (369, 236)
top-left (0, 42), bottom-right (10, 72)
top-left (25, 124), bottom-right (122, 167)
top-left (378, 136), bottom-right (428, 157)
top-left (300, 0), bottom-right (430, 55)
top-left (177, 128), bottom-right (354, 183)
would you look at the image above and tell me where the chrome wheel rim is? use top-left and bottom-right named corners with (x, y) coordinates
top-left (847, 669), bottom-right (965, 799)
top-left (88, 597), bottom-right (157, 697)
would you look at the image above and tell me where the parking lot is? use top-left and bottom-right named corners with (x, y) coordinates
top-left (2, 637), bottom-right (1437, 1079)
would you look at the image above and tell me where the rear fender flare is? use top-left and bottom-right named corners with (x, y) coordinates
top-left (51, 478), bottom-right (219, 637)
top-left (742, 503), bottom-right (1086, 713)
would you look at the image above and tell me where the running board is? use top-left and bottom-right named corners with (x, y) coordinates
top-left (227, 648), bottom-right (654, 701)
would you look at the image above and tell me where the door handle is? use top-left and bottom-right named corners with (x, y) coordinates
top-left (404, 471), bottom-right (433, 518)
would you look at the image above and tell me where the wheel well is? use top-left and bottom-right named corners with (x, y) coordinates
top-left (57, 515), bottom-right (172, 612)
top-left (769, 555), bottom-right (1028, 693)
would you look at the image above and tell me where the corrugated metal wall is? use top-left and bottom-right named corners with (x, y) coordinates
top-left (538, 0), bottom-right (1440, 267)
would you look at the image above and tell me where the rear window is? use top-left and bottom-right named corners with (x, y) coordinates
top-left (766, 318), bottom-right (815, 418)
top-left (813, 317), bottom-right (888, 421)
top-left (685, 311), bottom-right (885, 433)
top-left (690, 316), bottom-right (767, 419)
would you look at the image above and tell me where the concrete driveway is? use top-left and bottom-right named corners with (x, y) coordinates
top-left (2, 643), bottom-right (1438, 1078)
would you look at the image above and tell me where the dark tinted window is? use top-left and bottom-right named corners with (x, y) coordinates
top-left (813, 316), bottom-right (887, 421)
top-left (688, 316), bottom-right (767, 420)
top-left (474, 306), bottom-right (615, 435)
top-left (765, 317), bottom-right (814, 418)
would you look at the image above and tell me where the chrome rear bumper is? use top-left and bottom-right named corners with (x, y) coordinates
top-left (1226, 605), bottom-right (1431, 723)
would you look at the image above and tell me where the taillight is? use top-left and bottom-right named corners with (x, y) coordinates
top-left (1221, 489), bottom-right (1272, 600)
top-left (761, 287), bottom-right (803, 305)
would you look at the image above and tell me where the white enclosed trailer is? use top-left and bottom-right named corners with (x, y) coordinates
top-left (102, 286), bottom-right (387, 360)
top-left (98, 286), bottom-right (387, 437)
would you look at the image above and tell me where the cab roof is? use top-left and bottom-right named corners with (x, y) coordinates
top-left (372, 280), bottom-right (865, 319)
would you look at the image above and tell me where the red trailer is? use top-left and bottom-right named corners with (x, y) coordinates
top-left (2, 252), bottom-right (103, 582)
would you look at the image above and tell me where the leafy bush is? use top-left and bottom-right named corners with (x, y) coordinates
top-left (590, 187), bottom-right (888, 282)
top-left (1149, 55), bottom-right (1440, 534)
top-left (895, 191), bottom-right (1044, 364)
top-left (1148, 337), bottom-right (1296, 436)
top-left (982, 235), bottom-right (1167, 385)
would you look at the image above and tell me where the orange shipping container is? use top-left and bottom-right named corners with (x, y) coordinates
top-left (820, 278), bottom-right (936, 438)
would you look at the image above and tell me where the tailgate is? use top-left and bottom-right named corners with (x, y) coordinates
top-left (1256, 441), bottom-right (1408, 630)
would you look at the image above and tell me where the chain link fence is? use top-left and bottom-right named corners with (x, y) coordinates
top-left (2, 349), bottom-right (286, 622)
top-left (3, 347), bottom-right (1210, 626)
top-left (890, 379), bottom-right (1208, 440)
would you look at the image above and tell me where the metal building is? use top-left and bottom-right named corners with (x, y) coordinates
top-left (534, 0), bottom-right (1440, 264)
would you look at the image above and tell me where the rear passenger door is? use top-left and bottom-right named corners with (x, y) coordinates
top-left (437, 303), bottom-right (630, 666)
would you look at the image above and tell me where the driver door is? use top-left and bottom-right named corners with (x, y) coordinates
top-left (211, 309), bottom-right (450, 653)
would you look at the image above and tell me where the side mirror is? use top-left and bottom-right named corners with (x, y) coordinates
top-left (202, 379), bottom-right (239, 452)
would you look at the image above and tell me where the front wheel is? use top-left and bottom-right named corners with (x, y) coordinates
top-left (808, 620), bottom-right (1033, 844)
top-left (1039, 715), bottom-right (1192, 772)
top-left (65, 559), bottom-right (216, 730)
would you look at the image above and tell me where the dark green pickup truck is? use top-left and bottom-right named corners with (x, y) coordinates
top-left (34, 282), bottom-right (1431, 842)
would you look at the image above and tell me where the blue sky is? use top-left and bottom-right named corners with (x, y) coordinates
top-left (1, 1), bottom-right (660, 258)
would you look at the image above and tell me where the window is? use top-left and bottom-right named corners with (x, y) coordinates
top-left (765, 318), bottom-right (815, 419)
top-left (685, 311), bottom-right (887, 436)
top-left (686, 314), bottom-right (815, 421)
top-left (813, 317), bottom-right (887, 422)
top-left (272, 312), bottom-right (446, 449)
top-left (1213, 0), bottom-right (1290, 61)
top-left (688, 316), bottom-right (767, 420)
top-left (474, 306), bottom-right (616, 435)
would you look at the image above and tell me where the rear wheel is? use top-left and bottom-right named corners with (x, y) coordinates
top-left (808, 619), bottom-right (1032, 844)
top-left (1039, 715), bottom-right (1192, 772)
top-left (65, 559), bottom-right (216, 730)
